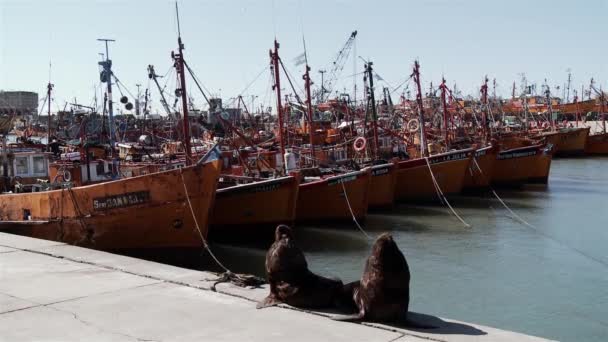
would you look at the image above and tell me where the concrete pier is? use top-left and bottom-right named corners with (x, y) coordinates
top-left (0, 233), bottom-right (553, 341)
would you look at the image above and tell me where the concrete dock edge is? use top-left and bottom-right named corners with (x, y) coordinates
top-left (0, 233), bottom-right (553, 341)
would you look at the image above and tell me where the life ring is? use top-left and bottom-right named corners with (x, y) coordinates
top-left (407, 119), bottom-right (420, 133)
top-left (353, 137), bottom-right (366, 152)
top-left (63, 170), bottom-right (72, 182)
top-left (53, 170), bottom-right (71, 183)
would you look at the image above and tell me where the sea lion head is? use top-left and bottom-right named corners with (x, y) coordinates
top-left (275, 224), bottom-right (294, 243)
top-left (369, 233), bottom-right (403, 270)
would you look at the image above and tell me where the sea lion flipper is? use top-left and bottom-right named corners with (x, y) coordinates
top-left (256, 295), bottom-right (281, 309)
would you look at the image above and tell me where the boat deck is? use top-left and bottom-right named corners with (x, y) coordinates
top-left (0, 232), bottom-right (552, 342)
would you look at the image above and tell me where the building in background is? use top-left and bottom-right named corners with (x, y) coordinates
top-left (0, 91), bottom-right (39, 115)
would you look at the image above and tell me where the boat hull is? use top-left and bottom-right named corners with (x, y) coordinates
top-left (492, 145), bottom-right (542, 187)
top-left (463, 146), bottom-right (498, 191)
top-left (295, 169), bottom-right (371, 222)
top-left (0, 161), bottom-right (221, 250)
top-left (584, 132), bottom-right (608, 155)
top-left (210, 176), bottom-right (299, 230)
top-left (394, 149), bottom-right (474, 202)
top-left (368, 163), bottom-right (397, 209)
top-left (528, 145), bottom-right (553, 184)
top-left (538, 127), bottom-right (589, 157)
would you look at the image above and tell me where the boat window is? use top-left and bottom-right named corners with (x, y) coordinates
top-left (33, 156), bottom-right (46, 174)
top-left (15, 157), bottom-right (29, 175)
top-left (96, 162), bottom-right (105, 176)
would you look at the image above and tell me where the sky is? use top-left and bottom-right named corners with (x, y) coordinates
top-left (1, 0), bottom-right (606, 114)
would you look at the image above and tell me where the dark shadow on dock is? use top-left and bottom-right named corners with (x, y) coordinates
top-left (377, 311), bottom-right (487, 336)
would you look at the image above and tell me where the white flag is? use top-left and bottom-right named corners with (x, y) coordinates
top-left (293, 52), bottom-right (306, 66)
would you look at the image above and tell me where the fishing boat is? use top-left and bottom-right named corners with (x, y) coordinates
top-left (462, 144), bottom-right (498, 191)
top-left (394, 148), bottom-right (474, 201)
top-left (584, 94), bottom-right (608, 155)
top-left (296, 169), bottom-right (371, 222)
top-left (0, 159), bottom-right (221, 249)
top-left (210, 174), bottom-right (299, 232)
top-left (535, 127), bottom-right (589, 157)
top-left (492, 144), bottom-right (545, 187)
top-left (393, 62), bottom-right (474, 202)
top-left (367, 162), bottom-right (397, 209)
top-left (528, 144), bottom-right (553, 184)
top-left (295, 168), bottom-right (371, 222)
top-left (585, 132), bottom-right (608, 155)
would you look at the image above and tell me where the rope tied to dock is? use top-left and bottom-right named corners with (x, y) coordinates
top-left (423, 157), bottom-right (471, 228)
top-left (179, 169), bottom-right (265, 291)
top-left (340, 181), bottom-right (372, 240)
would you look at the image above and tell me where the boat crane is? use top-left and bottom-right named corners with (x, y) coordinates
top-left (318, 30), bottom-right (357, 102)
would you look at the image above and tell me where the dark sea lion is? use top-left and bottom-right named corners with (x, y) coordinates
top-left (336, 233), bottom-right (435, 328)
top-left (257, 225), bottom-right (344, 309)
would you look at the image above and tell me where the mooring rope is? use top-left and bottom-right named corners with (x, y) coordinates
top-left (424, 157), bottom-right (471, 228)
top-left (471, 158), bottom-right (534, 228)
top-left (179, 169), bottom-right (265, 291)
top-left (340, 180), bottom-right (372, 240)
top-left (470, 157), bottom-right (608, 269)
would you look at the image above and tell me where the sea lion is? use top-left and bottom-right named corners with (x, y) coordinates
top-left (257, 225), bottom-right (344, 309)
top-left (336, 233), bottom-right (434, 328)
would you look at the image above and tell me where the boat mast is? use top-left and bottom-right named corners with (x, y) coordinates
top-left (303, 65), bottom-right (316, 166)
top-left (481, 77), bottom-right (489, 143)
top-left (601, 88), bottom-right (606, 134)
top-left (46, 82), bottom-right (53, 151)
top-left (172, 3), bottom-right (192, 165)
top-left (97, 38), bottom-right (115, 157)
top-left (574, 93), bottom-right (579, 128)
top-left (545, 83), bottom-right (554, 131)
top-left (365, 61), bottom-right (379, 160)
top-left (270, 40), bottom-right (286, 168)
top-left (439, 78), bottom-right (449, 148)
top-left (412, 60), bottom-right (427, 157)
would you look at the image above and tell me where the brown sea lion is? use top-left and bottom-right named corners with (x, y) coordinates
top-left (257, 225), bottom-right (344, 309)
top-left (336, 233), bottom-right (434, 328)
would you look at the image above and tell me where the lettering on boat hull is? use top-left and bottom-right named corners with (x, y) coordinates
top-left (93, 191), bottom-right (150, 211)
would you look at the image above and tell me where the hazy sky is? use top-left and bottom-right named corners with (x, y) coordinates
top-left (1, 0), bottom-right (606, 113)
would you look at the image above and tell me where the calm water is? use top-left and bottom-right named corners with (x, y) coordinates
top-left (140, 157), bottom-right (608, 342)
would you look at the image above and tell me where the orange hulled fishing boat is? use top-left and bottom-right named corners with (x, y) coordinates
top-left (210, 175), bottom-right (299, 231)
top-left (0, 160), bottom-right (221, 249)
top-left (492, 144), bottom-right (544, 187)
top-left (367, 162), bottom-right (397, 209)
top-left (394, 148), bottom-right (474, 201)
top-left (585, 132), bottom-right (608, 155)
top-left (295, 168), bottom-right (371, 222)
top-left (584, 94), bottom-right (608, 155)
top-left (462, 144), bottom-right (498, 191)
top-left (535, 127), bottom-right (589, 157)
top-left (528, 144), bottom-right (554, 184)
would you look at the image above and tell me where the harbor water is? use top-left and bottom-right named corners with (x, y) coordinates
top-left (132, 157), bottom-right (608, 342)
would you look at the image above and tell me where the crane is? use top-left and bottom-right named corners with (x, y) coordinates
top-left (318, 30), bottom-right (357, 102)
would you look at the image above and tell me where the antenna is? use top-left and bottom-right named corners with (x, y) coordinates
top-left (97, 38), bottom-right (115, 62)
top-left (175, 1), bottom-right (181, 38)
top-left (302, 35), bottom-right (308, 66)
